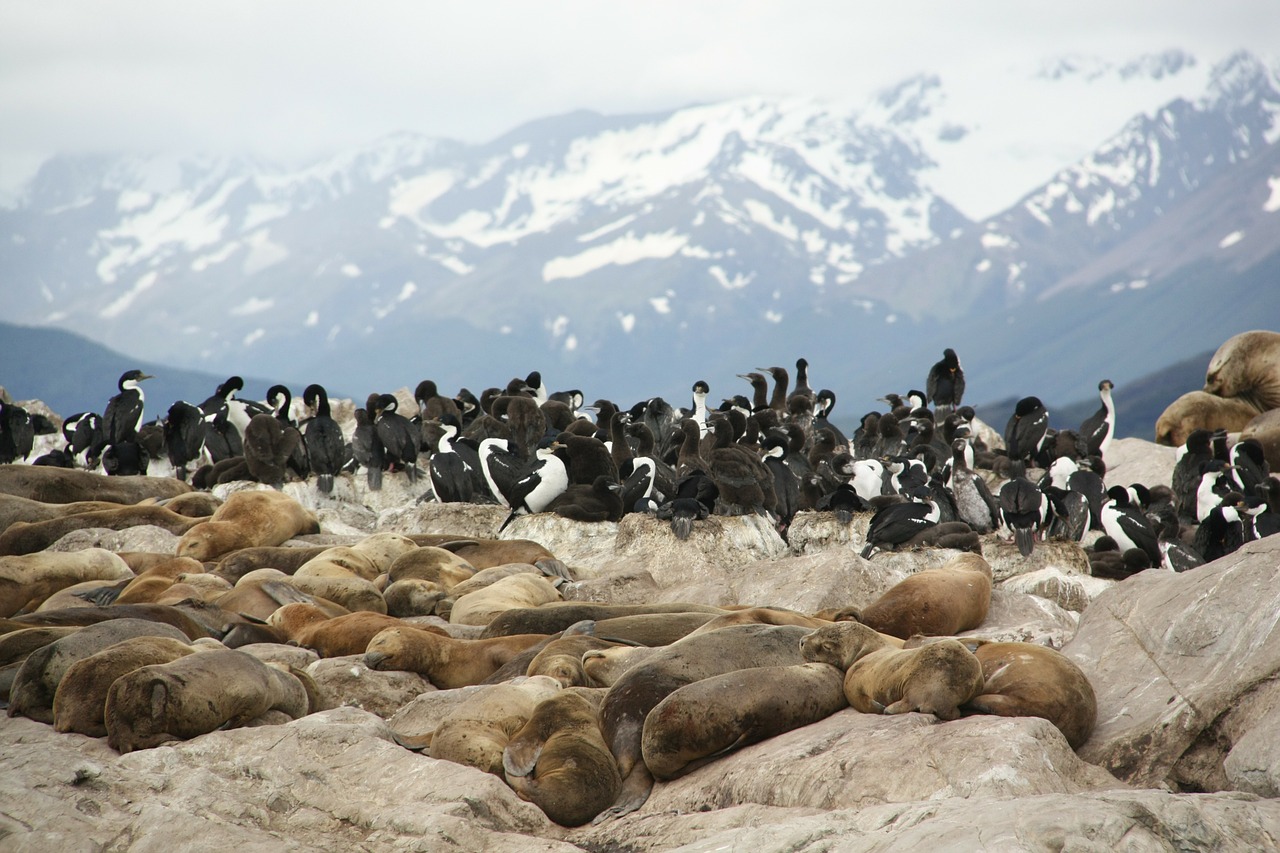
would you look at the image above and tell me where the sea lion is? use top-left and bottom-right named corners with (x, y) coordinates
top-left (0, 625), bottom-right (80, 701)
top-left (0, 503), bottom-right (206, 556)
top-left (347, 532), bottom-right (419, 573)
top-left (640, 662), bottom-right (848, 781)
top-left (53, 635), bottom-right (197, 736)
top-left (145, 491), bottom-right (224, 518)
top-left (582, 646), bottom-right (661, 688)
top-left (7, 618), bottom-right (190, 723)
top-left (503, 688), bottom-right (621, 827)
top-left (363, 625), bottom-right (549, 689)
top-left (0, 464), bottom-right (192, 504)
top-left (1203, 330), bottom-right (1280, 413)
top-left (449, 572), bottom-right (563, 627)
top-left (480, 602), bottom-right (728, 639)
top-left (383, 578), bottom-right (449, 617)
top-left (1241, 408), bottom-right (1280, 470)
top-left (0, 548), bottom-right (135, 616)
top-left (684, 606), bottom-right (831, 637)
top-left (800, 621), bottom-right (984, 721)
top-left (406, 536), bottom-right (558, 571)
top-left (1155, 390), bottom-right (1263, 447)
top-left (0, 494), bottom-right (138, 534)
top-left (213, 575), bottom-right (329, 622)
top-left (213, 545), bottom-right (330, 582)
top-left (597, 623), bottom-right (812, 820)
top-left (8, 603), bottom-right (211, 640)
top-left (386, 546), bottom-right (477, 588)
top-left (234, 569), bottom-right (386, 614)
top-left (176, 490), bottom-right (320, 562)
top-left (854, 552), bottom-right (992, 640)
top-left (104, 647), bottom-right (318, 753)
top-left (293, 547), bottom-right (382, 581)
top-left (269, 605), bottom-right (445, 658)
top-left (427, 676), bottom-right (562, 775)
top-left (525, 634), bottom-right (631, 687)
top-left (959, 639), bottom-right (1098, 750)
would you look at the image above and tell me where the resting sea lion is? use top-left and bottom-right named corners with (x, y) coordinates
top-left (105, 648), bottom-right (317, 753)
top-left (854, 552), bottom-right (992, 640)
top-left (1155, 390), bottom-right (1262, 447)
top-left (53, 635), bottom-right (197, 736)
top-left (9, 604), bottom-right (211, 640)
top-left (270, 605), bottom-right (445, 657)
top-left (449, 572), bottom-right (563, 626)
top-left (213, 545), bottom-right (330, 582)
top-left (176, 490), bottom-right (320, 562)
top-left (684, 606), bottom-right (831, 637)
top-left (427, 676), bottom-right (562, 775)
top-left (0, 548), bottom-right (134, 616)
top-left (386, 546), bottom-right (477, 587)
top-left (0, 465), bottom-right (192, 504)
top-left (364, 625), bottom-right (549, 689)
top-left (1241, 408), bottom-right (1280, 470)
top-left (640, 662), bottom-right (848, 780)
top-left (525, 634), bottom-right (631, 687)
top-left (0, 504), bottom-right (206, 556)
top-left (480, 602), bottom-right (727, 639)
top-left (1203, 330), bottom-right (1280, 412)
top-left (504, 688), bottom-right (621, 826)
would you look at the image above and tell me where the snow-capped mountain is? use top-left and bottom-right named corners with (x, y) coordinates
top-left (2, 50), bottom-right (1278, 417)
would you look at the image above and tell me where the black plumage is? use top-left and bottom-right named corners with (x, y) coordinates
top-left (163, 401), bottom-right (206, 481)
top-left (102, 369), bottom-right (153, 449)
top-left (352, 395), bottom-right (385, 491)
top-left (302, 383), bottom-right (349, 495)
top-left (1100, 486), bottom-right (1160, 564)
top-left (1003, 396), bottom-right (1049, 465)
top-left (1079, 379), bottom-right (1116, 459)
top-left (0, 400), bottom-right (35, 464)
top-left (947, 438), bottom-right (999, 534)
top-left (860, 487), bottom-right (940, 558)
top-left (655, 472), bottom-right (718, 540)
top-left (999, 462), bottom-right (1051, 557)
top-left (374, 394), bottom-right (420, 484)
top-left (548, 474), bottom-right (624, 522)
top-left (925, 348), bottom-right (965, 414)
top-left (242, 412), bottom-right (301, 488)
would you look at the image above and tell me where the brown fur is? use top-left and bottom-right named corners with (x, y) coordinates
top-left (1203, 330), bottom-right (1280, 412)
top-left (962, 640), bottom-right (1098, 750)
top-left (53, 636), bottom-right (196, 736)
top-left (272, 607), bottom-right (446, 657)
top-left (480, 602), bottom-right (727, 639)
top-left (176, 490), bottom-right (319, 562)
top-left (293, 547), bottom-right (381, 581)
top-left (383, 578), bottom-right (449, 617)
top-left (407, 535), bottom-right (556, 570)
top-left (0, 465), bottom-right (192, 504)
top-left (685, 606), bottom-right (831, 637)
top-left (449, 572), bottom-right (562, 626)
top-left (386, 546), bottom-right (477, 588)
top-left (640, 662), bottom-right (847, 781)
top-left (213, 545), bottom-right (330, 582)
top-left (855, 552), bottom-right (992, 640)
top-left (104, 648), bottom-right (317, 753)
top-left (427, 676), bottom-right (562, 775)
top-left (503, 689), bottom-right (621, 826)
top-left (525, 635), bottom-right (629, 687)
top-left (0, 548), bottom-right (134, 616)
top-left (582, 646), bottom-right (660, 688)
top-left (1155, 390), bottom-right (1263, 447)
top-left (363, 626), bottom-right (548, 689)
top-left (1242, 408), bottom-right (1280, 471)
top-left (0, 505), bottom-right (206, 557)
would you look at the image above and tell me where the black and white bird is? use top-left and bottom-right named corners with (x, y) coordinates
top-left (102, 370), bottom-right (153, 449)
top-left (374, 394), bottom-right (420, 484)
top-left (860, 486), bottom-right (940, 559)
top-left (1100, 486), bottom-right (1160, 564)
top-left (926, 348), bottom-right (965, 415)
top-left (999, 461), bottom-right (1051, 557)
top-left (1004, 396), bottom-right (1050, 465)
top-left (655, 472), bottom-right (719, 540)
top-left (1192, 494), bottom-right (1250, 562)
top-left (484, 438), bottom-right (571, 531)
top-left (61, 412), bottom-right (104, 468)
top-left (0, 400), bottom-right (36, 464)
top-left (947, 438), bottom-right (999, 534)
top-left (1079, 379), bottom-right (1116, 460)
top-left (761, 433), bottom-right (802, 536)
top-left (1171, 429), bottom-right (1214, 522)
top-left (163, 401), bottom-right (206, 481)
top-left (301, 383), bottom-right (348, 495)
top-left (426, 414), bottom-right (487, 503)
top-left (1194, 459), bottom-right (1236, 522)
top-left (267, 385), bottom-right (310, 481)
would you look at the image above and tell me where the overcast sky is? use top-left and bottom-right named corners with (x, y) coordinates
top-left (1, 1), bottom-right (1276, 196)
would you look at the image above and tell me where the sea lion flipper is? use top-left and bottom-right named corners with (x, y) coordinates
top-left (534, 558), bottom-right (572, 581)
top-left (963, 693), bottom-right (1019, 716)
top-left (591, 763), bottom-right (654, 824)
top-left (390, 729), bottom-right (435, 752)
top-left (502, 739), bottom-right (543, 777)
top-left (260, 580), bottom-right (316, 608)
top-left (434, 540), bottom-right (481, 553)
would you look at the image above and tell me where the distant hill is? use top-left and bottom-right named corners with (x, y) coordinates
top-left (0, 321), bottom-right (314, 419)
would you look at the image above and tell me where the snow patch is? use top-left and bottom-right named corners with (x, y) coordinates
top-left (191, 241), bottom-right (239, 272)
top-left (1218, 231), bottom-right (1244, 248)
top-left (116, 190), bottom-right (152, 212)
top-left (1264, 176), bottom-right (1280, 212)
top-left (650, 296), bottom-right (671, 315)
top-left (243, 328), bottom-right (266, 346)
top-left (709, 265), bottom-right (752, 290)
top-left (543, 231), bottom-right (689, 282)
top-left (618, 313), bottom-right (636, 334)
top-left (397, 282), bottom-right (417, 301)
top-left (230, 297), bottom-right (274, 316)
top-left (100, 270), bottom-right (159, 319)
top-left (242, 229), bottom-right (289, 275)
top-left (564, 334), bottom-right (578, 352)
top-left (305, 311), bottom-right (319, 327)
top-left (341, 263), bottom-right (361, 278)
top-left (577, 214), bottom-right (638, 243)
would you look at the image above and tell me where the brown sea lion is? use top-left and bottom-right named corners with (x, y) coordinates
top-left (581, 646), bottom-right (662, 688)
top-left (854, 552), bottom-right (993, 640)
top-left (1241, 408), bottom-right (1280, 470)
top-left (53, 635), bottom-right (197, 736)
top-left (7, 604), bottom-right (213, 640)
top-left (640, 662), bottom-right (848, 781)
top-left (503, 688), bottom-right (621, 827)
top-left (213, 545), bottom-right (330, 582)
top-left (1155, 390), bottom-right (1263, 447)
top-left (293, 547), bottom-right (382, 581)
top-left (0, 504), bottom-right (206, 556)
top-left (0, 465), bottom-right (192, 504)
top-left (684, 606), bottom-right (831, 637)
top-left (480, 602), bottom-right (728, 639)
top-left (104, 647), bottom-right (318, 753)
top-left (8, 618), bottom-right (190, 723)
top-left (449, 572), bottom-right (563, 627)
top-left (406, 535), bottom-right (558, 570)
top-left (961, 639), bottom-right (1098, 750)
top-left (525, 634), bottom-right (631, 688)
top-left (1203, 330), bottom-right (1280, 412)
top-left (363, 625), bottom-right (548, 689)
top-left (176, 490), bottom-right (320, 562)
top-left (596, 624), bottom-right (812, 821)
top-left (800, 621), bottom-right (984, 721)
top-left (0, 548), bottom-right (134, 616)
top-left (270, 606), bottom-right (446, 658)
top-left (383, 578), bottom-right (449, 617)
top-left (427, 676), bottom-right (562, 775)
top-left (386, 546), bottom-right (477, 588)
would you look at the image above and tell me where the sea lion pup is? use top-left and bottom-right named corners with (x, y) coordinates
top-left (104, 648), bottom-right (318, 753)
top-left (0, 548), bottom-right (134, 616)
top-left (0, 464), bottom-right (192, 504)
top-left (348, 532), bottom-right (418, 573)
top-left (213, 545), bottom-right (331, 583)
top-left (449, 572), bottom-right (563, 627)
top-left (480, 602), bottom-right (728, 639)
top-left (641, 661), bottom-right (848, 781)
top-left (363, 626), bottom-right (549, 689)
top-left (800, 622), bottom-right (984, 721)
top-left (269, 605), bottom-right (445, 658)
top-left (684, 606), bottom-right (831, 638)
top-left (920, 638), bottom-right (1097, 750)
top-left (407, 535), bottom-right (559, 572)
top-left (424, 676), bottom-right (563, 775)
top-left (8, 618), bottom-right (190, 723)
top-left (1155, 391), bottom-right (1262, 447)
top-left (176, 490), bottom-right (320, 562)
top-left (293, 546), bottom-right (382, 581)
top-left (0, 504), bottom-right (208, 557)
top-left (1203, 329), bottom-right (1280, 412)
top-left (383, 578), bottom-right (449, 617)
top-left (504, 688), bottom-right (621, 827)
top-left (53, 635), bottom-right (197, 736)
top-left (596, 623), bottom-right (812, 821)
top-left (853, 552), bottom-right (993, 640)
